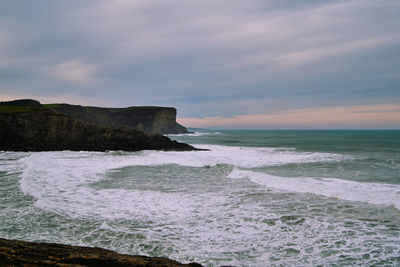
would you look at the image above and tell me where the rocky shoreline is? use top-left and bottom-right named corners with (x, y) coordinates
top-left (0, 238), bottom-right (203, 267)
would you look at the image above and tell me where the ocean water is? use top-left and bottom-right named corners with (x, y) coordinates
top-left (1, 130), bottom-right (400, 266)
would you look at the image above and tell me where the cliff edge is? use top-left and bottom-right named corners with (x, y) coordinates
top-left (45, 103), bottom-right (188, 134)
top-left (0, 99), bottom-right (195, 152)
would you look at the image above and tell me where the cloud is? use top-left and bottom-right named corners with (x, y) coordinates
top-left (0, 0), bottom-right (399, 125)
top-left (178, 104), bottom-right (400, 129)
top-left (46, 59), bottom-right (98, 84)
top-left (206, 1), bottom-right (400, 72)
top-left (274, 35), bottom-right (400, 68)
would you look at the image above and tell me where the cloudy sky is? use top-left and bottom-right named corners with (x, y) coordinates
top-left (1, 0), bottom-right (399, 129)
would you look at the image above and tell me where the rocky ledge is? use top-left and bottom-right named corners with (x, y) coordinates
top-left (0, 238), bottom-right (203, 267)
top-left (0, 99), bottom-right (197, 152)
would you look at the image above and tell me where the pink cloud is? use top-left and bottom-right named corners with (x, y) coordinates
top-left (178, 104), bottom-right (400, 129)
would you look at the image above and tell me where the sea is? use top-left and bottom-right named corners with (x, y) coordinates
top-left (1, 129), bottom-right (399, 266)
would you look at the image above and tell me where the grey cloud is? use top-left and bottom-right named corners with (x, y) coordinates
top-left (0, 0), bottom-right (399, 121)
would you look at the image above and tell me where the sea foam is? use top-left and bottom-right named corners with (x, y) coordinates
top-left (18, 151), bottom-right (227, 219)
top-left (11, 147), bottom-right (400, 266)
top-left (135, 144), bottom-right (349, 168)
top-left (17, 145), bottom-right (379, 220)
top-left (228, 168), bottom-right (400, 210)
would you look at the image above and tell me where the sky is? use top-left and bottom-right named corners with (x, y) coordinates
top-left (0, 0), bottom-right (399, 129)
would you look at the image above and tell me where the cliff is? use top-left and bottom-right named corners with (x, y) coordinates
top-left (0, 100), bottom-right (195, 152)
top-left (44, 103), bottom-right (188, 134)
top-left (0, 238), bottom-right (202, 267)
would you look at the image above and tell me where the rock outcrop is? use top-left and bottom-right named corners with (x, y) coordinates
top-left (0, 238), bottom-right (203, 267)
top-left (45, 103), bottom-right (188, 134)
top-left (0, 100), bottom-right (196, 152)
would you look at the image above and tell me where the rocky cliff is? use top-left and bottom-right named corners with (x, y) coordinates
top-left (45, 103), bottom-right (188, 134)
top-left (0, 100), bottom-right (195, 152)
top-left (0, 238), bottom-right (202, 267)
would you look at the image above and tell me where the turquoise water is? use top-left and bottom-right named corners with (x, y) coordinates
top-left (175, 130), bottom-right (400, 184)
top-left (0, 130), bottom-right (399, 266)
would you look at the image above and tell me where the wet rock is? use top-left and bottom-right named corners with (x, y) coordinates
top-left (0, 238), bottom-right (203, 267)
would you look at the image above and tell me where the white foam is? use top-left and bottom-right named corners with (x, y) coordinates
top-left (10, 148), bottom-right (400, 266)
top-left (130, 144), bottom-right (349, 168)
top-left (228, 168), bottom-right (400, 209)
top-left (18, 151), bottom-right (228, 219)
top-left (0, 152), bottom-right (30, 174)
top-left (17, 146), bottom-right (352, 217)
top-left (16, 144), bottom-right (344, 171)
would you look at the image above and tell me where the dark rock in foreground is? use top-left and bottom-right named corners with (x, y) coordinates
top-left (0, 99), bottom-right (197, 152)
top-left (0, 238), bottom-right (203, 267)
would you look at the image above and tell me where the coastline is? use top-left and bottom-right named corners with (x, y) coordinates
top-left (0, 99), bottom-right (197, 152)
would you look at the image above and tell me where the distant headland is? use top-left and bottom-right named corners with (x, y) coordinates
top-left (0, 99), bottom-right (197, 152)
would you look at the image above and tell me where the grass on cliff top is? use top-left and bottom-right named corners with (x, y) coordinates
top-left (121, 106), bottom-right (175, 111)
top-left (42, 104), bottom-right (172, 111)
top-left (42, 104), bottom-right (60, 109)
top-left (0, 106), bottom-right (44, 114)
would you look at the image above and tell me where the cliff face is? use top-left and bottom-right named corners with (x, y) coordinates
top-left (46, 104), bottom-right (188, 134)
top-left (0, 100), bottom-right (195, 152)
top-left (0, 238), bottom-right (202, 267)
